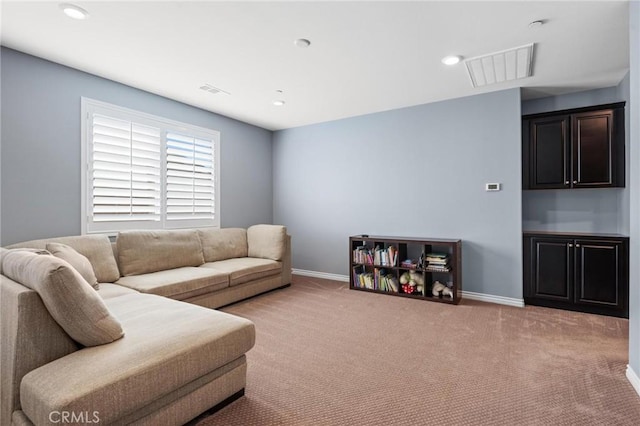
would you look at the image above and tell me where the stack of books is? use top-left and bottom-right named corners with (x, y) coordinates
top-left (424, 252), bottom-right (450, 272)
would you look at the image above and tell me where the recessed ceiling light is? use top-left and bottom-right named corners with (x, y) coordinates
top-left (294, 39), bottom-right (311, 48)
top-left (273, 100), bottom-right (286, 106)
top-left (441, 55), bottom-right (462, 66)
top-left (60, 3), bottom-right (89, 20)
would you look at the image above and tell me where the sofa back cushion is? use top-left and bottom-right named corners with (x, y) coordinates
top-left (46, 243), bottom-right (100, 290)
top-left (198, 228), bottom-right (248, 262)
top-left (6, 235), bottom-right (120, 283)
top-left (2, 250), bottom-right (124, 347)
top-left (117, 229), bottom-right (204, 276)
top-left (247, 224), bottom-right (287, 261)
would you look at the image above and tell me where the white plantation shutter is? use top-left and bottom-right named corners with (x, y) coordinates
top-left (91, 115), bottom-right (161, 223)
top-left (82, 98), bottom-right (220, 234)
top-left (166, 133), bottom-right (216, 221)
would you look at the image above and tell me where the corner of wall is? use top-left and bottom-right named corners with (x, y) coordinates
top-left (626, 365), bottom-right (640, 399)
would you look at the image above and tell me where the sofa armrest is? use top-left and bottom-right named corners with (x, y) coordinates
top-left (1, 277), bottom-right (78, 425)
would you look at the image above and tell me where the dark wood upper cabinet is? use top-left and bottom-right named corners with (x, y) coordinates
top-left (530, 115), bottom-right (571, 189)
top-left (523, 103), bottom-right (625, 190)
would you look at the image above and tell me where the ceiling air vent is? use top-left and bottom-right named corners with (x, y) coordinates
top-left (464, 43), bottom-right (534, 88)
top-left (199, 84), bottom-right (230, 95)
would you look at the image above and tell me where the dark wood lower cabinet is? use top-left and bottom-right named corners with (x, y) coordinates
top-left (531, 238), bottom-right (572, 302)
top-left (523, 232), bottom-right (628, 318)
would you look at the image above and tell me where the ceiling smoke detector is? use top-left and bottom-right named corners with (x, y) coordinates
top-left (199, 84), bottom-right (230, 96)
top-left (464, 43), bottom-right (535, 88)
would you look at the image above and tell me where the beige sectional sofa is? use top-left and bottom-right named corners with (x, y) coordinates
top-left (0, 225), bottom-right (291, 425)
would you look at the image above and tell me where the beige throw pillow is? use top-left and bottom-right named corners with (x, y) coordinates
top-left (46, 242), bottom-right (100, 290)
top-left (2, 250), bottom-right (124, 347)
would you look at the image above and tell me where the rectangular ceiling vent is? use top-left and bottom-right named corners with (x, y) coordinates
top-left (199, 84), bottom-right (230, 95)
top-left (464, 43), bottom-right (534, 88)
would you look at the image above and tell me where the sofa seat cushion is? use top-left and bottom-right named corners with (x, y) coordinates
top-left (115, 267), bottom-right (228, 300)
top-left (19, 293), bottom-right (255, 426)
top-left (97, 283), bottom-right (139, 300)
top-left (201, 257), bottom-right (282, 287)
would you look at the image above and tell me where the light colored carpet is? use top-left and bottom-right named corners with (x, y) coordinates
top-left (196, 275), bottom-right (640, 425)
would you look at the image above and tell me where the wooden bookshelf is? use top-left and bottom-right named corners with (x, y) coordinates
top-left (349, 235), bottom-right (462, 305)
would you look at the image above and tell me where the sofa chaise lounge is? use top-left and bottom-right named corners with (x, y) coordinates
top-left (0, 225), bottom-right (291, 425)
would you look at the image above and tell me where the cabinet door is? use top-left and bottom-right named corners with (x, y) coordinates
top-left (529, 116), bottom-right (571, 189)
top-left (572, 110), bottom-right (614, 187)
top-left (574, 239), bottom-right (624, 310)
top-left (531, 238), bottom-right (573, 301)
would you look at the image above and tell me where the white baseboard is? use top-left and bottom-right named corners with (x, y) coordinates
top-left (461, 290), bottom-right (525, 308)
top-left (292, 269), bottom-right (525, 307)
top-left (292, 269), bottom-right (349, 282)
top-left (626, 365), bottom-right (640, 398)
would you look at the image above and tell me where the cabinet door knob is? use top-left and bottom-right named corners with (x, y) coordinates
top-left (568, 243), bottom-right (573, 247)
top-left (565, 181), bottom-right (570, 185)
top-left (575, 244), bottom-right (580, 248)
top-left (573, 180), bottom-right (578, 184)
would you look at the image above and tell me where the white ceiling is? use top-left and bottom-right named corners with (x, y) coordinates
top-left (0, 1), bottom-right (630, 131)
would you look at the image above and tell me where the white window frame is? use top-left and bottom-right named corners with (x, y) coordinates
top-left (81, 97), bottom-right (220, 234)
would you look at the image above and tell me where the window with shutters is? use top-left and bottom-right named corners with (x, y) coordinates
top-left (81, 98), bottom-right (220, 234)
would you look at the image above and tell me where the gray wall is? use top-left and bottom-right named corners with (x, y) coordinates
top-left (628, 0), bottom-right (640, 377)
top-left (273, 88), bottom-right (523, 299)
top-left (521, 85), bottom-right (629, 234)
top-left (0, 48), bottom-right (273, 245)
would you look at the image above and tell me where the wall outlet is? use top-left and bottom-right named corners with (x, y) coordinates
top-left (485, 183), bottom-right (501, 191)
